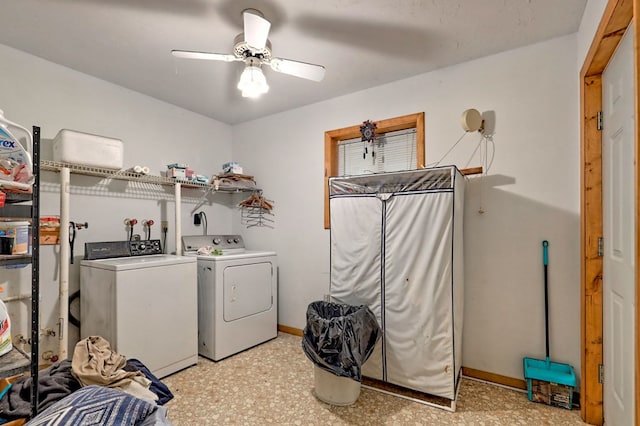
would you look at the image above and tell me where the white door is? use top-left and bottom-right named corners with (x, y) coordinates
top-left (602, 22), bottom-right (635, 426)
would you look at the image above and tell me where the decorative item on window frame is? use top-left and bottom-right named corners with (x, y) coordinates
top-left (360, 120), bottom-right (377, 159)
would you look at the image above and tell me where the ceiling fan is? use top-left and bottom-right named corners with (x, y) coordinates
top-left (172, 9), bottom-right (326, 98)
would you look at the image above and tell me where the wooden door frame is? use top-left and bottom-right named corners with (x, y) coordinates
top-left (580, 0), bottom-right (639, 424)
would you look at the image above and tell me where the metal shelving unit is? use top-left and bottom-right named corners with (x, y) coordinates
top-left (0, 345), bottom-right (30, 378)
top-left (40, 160), bottom-right (259, 193)
top-left (0, 125), bottom-right (40, 418)
top-left (41, 160), bottom-right (207, 187)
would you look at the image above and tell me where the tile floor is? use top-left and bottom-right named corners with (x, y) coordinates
top-left (162, 332), bottom-right (589, 425)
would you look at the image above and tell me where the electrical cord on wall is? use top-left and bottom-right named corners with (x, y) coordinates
top-left (462, 133), bottom-right (496, 214)
top-left (477, 134), bottom-right (495, 214)
top-left (161, 227), bottom-right (168, 254)
top-left (199, 212), bottom-right (207, 235)
top-left (426, 131), bottom-right (468, 168)
top-left (68, 221), bottom-right (76, 264)
top-left (67, 221), bottom-right (88, 264)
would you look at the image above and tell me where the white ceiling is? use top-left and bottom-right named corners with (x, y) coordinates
top-left (0, 0), bottom-right (587, 125)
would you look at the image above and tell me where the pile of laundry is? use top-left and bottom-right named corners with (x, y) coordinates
top-left (0, 336), bottom-right (173, 424)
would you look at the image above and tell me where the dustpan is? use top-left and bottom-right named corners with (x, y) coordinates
top-left (523, 240), bottom-right (576, 409)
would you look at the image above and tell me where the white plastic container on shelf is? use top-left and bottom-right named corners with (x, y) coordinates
top-left (0, 109), bottom-right (33, 190)
top-left (52, 129), bottom-right (124, 169)
top-left (0, 299), bottom-right (12, 356)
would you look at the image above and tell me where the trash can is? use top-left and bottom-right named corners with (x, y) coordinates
top-left (302, 301), bottom-right (381, 405)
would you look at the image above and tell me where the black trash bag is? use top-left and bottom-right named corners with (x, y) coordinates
top-left (302, 301), bottom-right (381, 381)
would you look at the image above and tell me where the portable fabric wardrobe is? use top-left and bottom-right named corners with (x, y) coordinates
top-left (329, 166), bottom-right (465, 408)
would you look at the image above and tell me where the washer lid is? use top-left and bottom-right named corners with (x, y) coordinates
top-left (80, 254), bottom-right (196, 271)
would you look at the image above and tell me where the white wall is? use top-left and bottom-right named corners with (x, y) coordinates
top-left (0, 43), bottom-right (234, 357)
top-left (232, 34), bottom-right (581, 383)
top-left (577, 0), bottom-right (608, 71)
top-left (1, 1), bottom-right (609, 381)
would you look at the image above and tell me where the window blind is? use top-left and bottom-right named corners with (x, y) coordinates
top-left (337, 128), bottom-right (417, 176)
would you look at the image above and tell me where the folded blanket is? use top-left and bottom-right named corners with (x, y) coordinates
top-left (0, 359), bottom-right (81, 419)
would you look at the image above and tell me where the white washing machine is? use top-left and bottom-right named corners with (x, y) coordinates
top-left (182, 235), bottom-right (277, 361)
top-left (80, 245), bottom-right (198, 379)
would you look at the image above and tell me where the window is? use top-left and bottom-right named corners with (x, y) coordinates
top-left (337, 128), bottom-right (417, 176)
top-left (324, 112), bottom-right (425, 228)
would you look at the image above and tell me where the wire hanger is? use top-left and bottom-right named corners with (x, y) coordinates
top-left (239, 192), bottom-right (273, 211)
top-left (239, 192), bottom-right (274, 228)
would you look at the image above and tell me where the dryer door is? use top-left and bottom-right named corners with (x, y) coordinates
top-left (223, 261), bottom-right (273, 321)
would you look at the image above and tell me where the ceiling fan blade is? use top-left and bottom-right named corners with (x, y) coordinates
top-left (243, 10), bottom-right (271, 50)
top-left (171, 50), bottom-right (238, 62)
top-left (269, 58), bottom-right (326, 82)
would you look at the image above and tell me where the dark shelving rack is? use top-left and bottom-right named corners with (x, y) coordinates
top-left (0, 125), bottom-right (40, 419)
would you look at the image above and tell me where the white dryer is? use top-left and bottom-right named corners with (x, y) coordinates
top-left (183, 235), bottom-right (277, 361)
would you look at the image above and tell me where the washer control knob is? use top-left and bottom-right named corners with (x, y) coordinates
top-left (213, 238), bottom-right (221, 245)
top-left (233, 238), bottom-right (240, 244)
top-left (227, 238), bottom-right (233, 244)
top-left (139, 244), bottom-right (146, 250)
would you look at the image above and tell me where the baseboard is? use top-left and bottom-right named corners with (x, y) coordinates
top-left (277, 332), bottom-right (544, 397)
top-left (461, 367), bottom-right (527, 390)
top-left (278, 324), bottom-right (303, 336)
top-left (462, 367), bottom-right (581, 409)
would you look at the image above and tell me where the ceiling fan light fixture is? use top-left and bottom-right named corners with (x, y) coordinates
top-left (172, 8), bottom-right (326, 97)
top-left (237, 65), bottom-right (269, 98)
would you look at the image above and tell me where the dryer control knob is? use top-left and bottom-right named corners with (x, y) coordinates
top-left (227, 238), bottom-right (233, 244)
top-left (233, 238), bottom-right (239, 244)
top-left (213, 238), bottom-right (221, 245)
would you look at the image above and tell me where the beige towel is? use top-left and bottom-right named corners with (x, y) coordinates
top-left (72, 336), bottom-right (158, 401)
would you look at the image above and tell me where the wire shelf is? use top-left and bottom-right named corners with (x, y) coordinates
top-left (40, 160), bottom-right (259, 193)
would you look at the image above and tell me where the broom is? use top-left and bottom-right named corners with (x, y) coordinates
top-left (523, 240), bottom-right (577, 409)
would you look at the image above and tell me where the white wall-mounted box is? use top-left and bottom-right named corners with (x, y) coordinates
top-left (52, 129), bottom-right (124, 169)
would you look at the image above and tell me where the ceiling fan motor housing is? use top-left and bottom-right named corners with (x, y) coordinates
top-left (233, 33), bottom-right (272, 61)
top-left (171, 8), bottom-right (325, 88)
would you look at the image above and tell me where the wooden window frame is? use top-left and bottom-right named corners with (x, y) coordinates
top-left (324, 112), bottom-right (425, 229)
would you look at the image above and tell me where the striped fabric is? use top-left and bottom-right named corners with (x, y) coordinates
top-left (27, 385), bottom-right (155, 425)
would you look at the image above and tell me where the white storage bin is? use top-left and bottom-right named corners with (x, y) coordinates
top-left (53, 129), bottom-right (123, 169)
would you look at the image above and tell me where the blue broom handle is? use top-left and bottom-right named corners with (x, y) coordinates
top-left (543, 240), bottom-right (550, 361)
